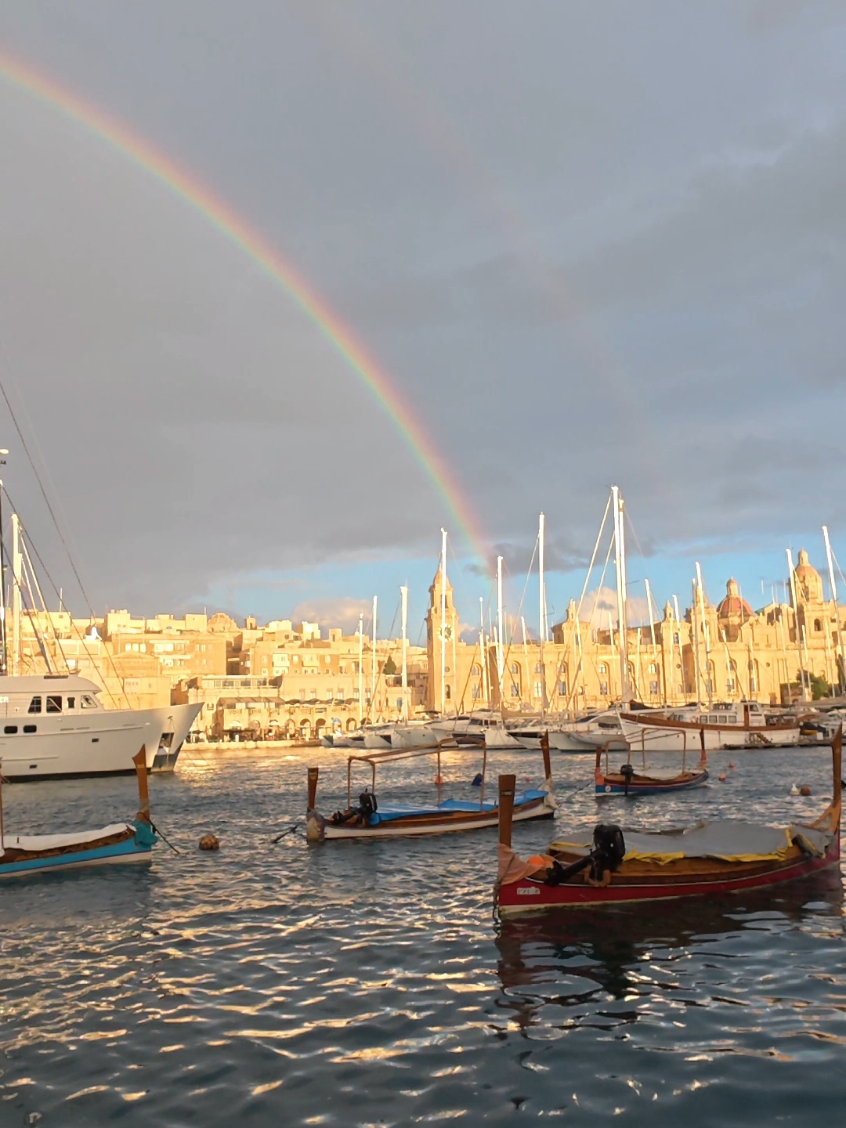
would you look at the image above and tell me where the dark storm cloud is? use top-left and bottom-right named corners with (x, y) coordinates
top-left (1, 0), bottom-right (846, 614)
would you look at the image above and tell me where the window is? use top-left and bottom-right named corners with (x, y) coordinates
top-left (472, 685), bottom-right (480, 699)
top-left (673, 633), bottom-right (680, 644)
top-left (28, 696), bottom-right (42, 714)
top-left (719, 716), bottom-right (728, 724)
top-left (510, 662), bottom-right (520, 676)
top-left (81, 695), bottom-right (97, 709)
top-left (510, 684), bottom-right (520, 697)
top-left (4, 725), bottom-right (17, 734)
top-left (23, 724), bottom-right (37, 733)
top-left (649, 680), bottom-right (659, 696)
top-left (445, 685), bottom-right (452, 700)
top-left (534, 663), bottom-right (543, 674)
top-left (599, 681), bottom-right (608, 696)
top-left (558, 680), bottom-right (567, 696)
top-left (648, 663), bottom-right (658, 674)
top-left (470, 664), bottom-right (481, 675)
top-left (66, 697), bottom-right (75, 709)
top-left (598, 663), bottom-right (607, 674)
top-left (814, 619), bottom-right (822, 632)
top-left (709, 715), bottom-right (718, 725)
top-left (46, 695), bottom-right (62, 714)
top-left (534, 681), bottom-right (543, 699)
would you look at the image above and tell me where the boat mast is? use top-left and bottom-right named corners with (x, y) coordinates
top-left (496, 555), bottom-right (505, 707)
top-left (786, 549), bottom-right (807, 701)
top-left (11, 512), bottom-right (21, 677)
top-left (691, 579), bottom-right (702, 705)
top-left (695, 562), bottom-right (712, 707)
top-left (611, 485), bottom-right (630, 707)
top-left (822, 525), bottom-right (845, 693)
top-left (479, 597), bottom-right (489, 706)
top-left (440, 528), bottom-right (447, 714)
top-left (357, 613), bottom-right (364, 725)
top-left (539, 512), bottom-right (547, 715)
top-left (370, 595), bottom-right (378, 720)
top-left (400, 585), bottom-right (409, 723)
top-left (0, 453), bottom-right (6, 676)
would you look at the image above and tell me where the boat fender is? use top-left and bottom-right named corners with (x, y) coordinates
top-left (800, 785), bottom-right (811, 796)
top-left (199, 834), bottom-right (219, 851)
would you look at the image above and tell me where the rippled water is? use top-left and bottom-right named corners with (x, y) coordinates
top-left (1, 746), bottom-right (844, 1126)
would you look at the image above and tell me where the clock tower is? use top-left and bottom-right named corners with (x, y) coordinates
top-left (427, 566), bottom-right (457, 712)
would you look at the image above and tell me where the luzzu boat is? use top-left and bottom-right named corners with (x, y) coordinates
top-left (0, 748), bottom-right (158, 878)
top-left (306, 736), bottom-right (557, 841)
top-left (495, 728), bottom-right (842, 913)
top-left (594, 742), bottom-right (708, 795)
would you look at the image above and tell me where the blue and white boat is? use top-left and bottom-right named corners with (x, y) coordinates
top-left (0, 748), bottom-right (158, 878)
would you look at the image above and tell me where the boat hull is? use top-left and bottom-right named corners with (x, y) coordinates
top-left (620, 714), bottom-right (801, 751)
top-left (311, 797), bottom-right (554, 841)
top-left (0, 822), bottom-right (157, 879)
top-left (498, 835), bottom-right (840, 914)
top-left (596, 769), bottom-right (709, 795)
top-left (151, 703), bottom-right (203, 772)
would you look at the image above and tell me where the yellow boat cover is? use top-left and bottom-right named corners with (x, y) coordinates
top-left (550, 820), bottom-right (831, 865)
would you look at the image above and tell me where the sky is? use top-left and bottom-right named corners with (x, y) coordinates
top-left (2, 0), bottom-right (846, 641)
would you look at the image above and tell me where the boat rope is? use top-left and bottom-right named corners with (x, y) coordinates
top-left (149, 820), bottom-right (180, 854)
top-left (272, 822), bottom-right (302, 843)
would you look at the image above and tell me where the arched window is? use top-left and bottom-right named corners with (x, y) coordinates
top-left (648, 663), bottom-right (658, 674)
top-left (510, 662), bottom-right (520, 675)
top-left (470, 663), bottom-right (481, 675)
top-left (598, 663), bottom-right (607, 674)
top-left (534, 662), bottom-right (543, 674)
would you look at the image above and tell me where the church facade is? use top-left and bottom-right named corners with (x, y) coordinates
top-left (426, 550), bottom-right (846, 714)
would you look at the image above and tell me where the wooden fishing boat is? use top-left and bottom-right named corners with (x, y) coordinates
top-left (495, 728), bottom-right (842, 913)
top-left (620, 702), bottom-right (801, 750)
top-left (0, 748), bottom-right (158, 878)
top-left (594, 741), bottom-right (708, 795)
top-left (307, 735), bottom-right (557, 841)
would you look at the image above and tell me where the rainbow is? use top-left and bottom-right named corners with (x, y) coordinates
top-left (0, 48), bottom-right (489, 568)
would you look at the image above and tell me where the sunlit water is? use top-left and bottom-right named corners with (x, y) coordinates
top-left (1, 746), bottom-right (844, 1126)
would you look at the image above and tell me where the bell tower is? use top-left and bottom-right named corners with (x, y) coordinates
top-left (427, 567), bottom-right (457, 712)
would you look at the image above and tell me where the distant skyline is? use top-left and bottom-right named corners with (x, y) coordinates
top-left (2, 1), bottom-right (846, 628)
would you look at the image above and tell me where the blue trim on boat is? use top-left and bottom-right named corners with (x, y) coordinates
top-left (367, 789), bottom-right (547, 824)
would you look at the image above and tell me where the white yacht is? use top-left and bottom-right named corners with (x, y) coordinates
top-left (619, 701), bottom-right (801, 751)
top-left (151, 702), bottom-right (204, 772)
top-left (391, 711), bottom-right (525, 751)
top-left (0, 674), bottom-right (178, 782)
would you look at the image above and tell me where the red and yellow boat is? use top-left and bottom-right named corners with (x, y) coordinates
top-left (496, 729), bottom-right (842, 914)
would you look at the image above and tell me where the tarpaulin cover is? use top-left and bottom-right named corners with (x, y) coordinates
top-left (368, 789), bottom-right (547, 824)
top-left (550, 819), bottom-right (832, 864)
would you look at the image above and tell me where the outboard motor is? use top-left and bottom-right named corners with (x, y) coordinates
top-left (589, 823), bottom-right (626, 882)
top-left (357, 789), bottom-right (378, 821)
top-left (547, 824), bottom-right (626, 886)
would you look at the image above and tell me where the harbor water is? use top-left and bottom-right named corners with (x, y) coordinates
top-left (1, 746), bottom-right (844, 1126)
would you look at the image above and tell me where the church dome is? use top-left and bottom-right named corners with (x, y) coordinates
top-left (794, 550), bottom-right (823, 603)
top-left (717, 578), bottom-right (753, 620)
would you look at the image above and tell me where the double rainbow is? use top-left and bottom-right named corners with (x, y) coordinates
top-left (0, 48), bottom-right (489, 569)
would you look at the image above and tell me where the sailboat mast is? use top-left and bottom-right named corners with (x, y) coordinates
top-left (440, 529), bottom-right (447, 714)
top-left (538, 512), bottom-right (546, 714)
top-left (0, 467), bottom-right (5, 676)
top-left (11, 513), bottom-right (21, 678)
top-left (672, 594), bottom-right (684, 703)
top-left (822, 525), bottom-right (845, 692)
top-left (496, 555), bottom-right (505, 706)
top-left (611, 486), bottom-right (629, 707)
top-left (370, 596), bottom-right (378, 719)
top-left (695, 562), bottom-right (712, 707)
top-left (400, 585), bottom-right (409, 722)
top-left (691, 579), bottom-right (702, 704)
top-left (479, 597), bottom-right (489, 706)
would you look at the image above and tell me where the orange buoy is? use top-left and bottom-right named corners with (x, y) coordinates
top-left (718, 772), bottom-right (727, 782)
top-left (199, 834), bottom-right (220, 851)
top-left (800, 785), bottom-right (811, 797)
top-left (728, 763), bottom-right (735, 770)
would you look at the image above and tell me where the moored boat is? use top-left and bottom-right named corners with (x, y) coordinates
top-left (594, 742), bottom-right (708, 795)
top-left (0, 748), bottom-right (158, 878)
top-left (619, 701), bottom-right (801, 751)
top-left (495, 728), bottom-right (841, 913)
top-left (151, 702), bottom-right (203, 772)
top-left (307, 735), bottom-right (557, 841)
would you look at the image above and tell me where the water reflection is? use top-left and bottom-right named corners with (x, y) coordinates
top-left (495, 870), bottom-right (844, 1033)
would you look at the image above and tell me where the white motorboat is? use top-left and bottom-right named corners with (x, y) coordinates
top-left (151, 702), bottom-right (203, 772)
top-left (0, 674), bottom-right (176, 782)
top-left (391, 711), bottom-right (524, 751)
top-left (620, 701), bottom-right (801, 751)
